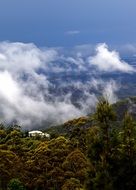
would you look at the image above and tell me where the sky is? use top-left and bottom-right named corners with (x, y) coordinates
top-left (0, 0), bottom-right (135, 47)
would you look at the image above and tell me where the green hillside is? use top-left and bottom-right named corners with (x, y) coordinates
top-left (1, 97), bottom-right (136, 189)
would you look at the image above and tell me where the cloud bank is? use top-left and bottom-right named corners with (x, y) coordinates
top-left (0, 42), bottom-right (133, 129)
top-left (88, 43), bottom-right (134, 73)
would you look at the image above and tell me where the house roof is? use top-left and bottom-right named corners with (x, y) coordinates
top-left (28, 130), bottom-right (43, 134)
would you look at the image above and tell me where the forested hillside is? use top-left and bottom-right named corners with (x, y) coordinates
top-left (1, 98), bottom-right (136, 190)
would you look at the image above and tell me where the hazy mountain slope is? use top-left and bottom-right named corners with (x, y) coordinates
top-left (44, 97), bottom-right (136, 136)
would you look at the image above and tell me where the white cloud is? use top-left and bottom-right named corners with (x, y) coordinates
top-left (0, 69), bottom-right (84, 128)
top-left (0, 42), bottom-right (128, 129)
top-left (66, 30), bottom-right (80, 35)
top-left (0, 42), bottom-right (57, 73)
top-left (0, 42), bottom-right (90, 128)
top-left (88, 43), bottom-right (135, 73)
top-left (102, 80), bottom-right (119, 103)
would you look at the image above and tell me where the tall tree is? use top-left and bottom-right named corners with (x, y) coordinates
top-left (87, 98), bottom-right (116, 189)
top-left (93, 98), bottom-right (116, 163)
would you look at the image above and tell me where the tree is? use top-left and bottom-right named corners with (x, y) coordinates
top-left (113, 112), bottom-right (136, 189)
top-left (62, 149), bottom-right (89, 185)
top-left (0, 150), bottom-right (20, 190)
top-left (62, 178), bottom-right (82, 190)
top-left (121, 112), bottom-right (136, 158)
top-left (93, 98), bottom-right (116, 163)
top-left (87, 98), bottom-right (116, 189)
top-left (8, 178), bottom-right (25, 190)
top-left (24, 137), bottom-right (71, 190)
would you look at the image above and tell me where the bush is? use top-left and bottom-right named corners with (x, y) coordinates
top-left (8, 178), bottom-right (25, 190)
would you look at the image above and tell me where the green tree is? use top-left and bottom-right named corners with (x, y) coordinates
top-left (121, 112), bottom-right (136, 158)
top-left (112, 112), bottom-right (136, 189)
top-left (62, 149), bottom-right (89, 185)
top-left (0, 150), bottom-right (20, 190)
top-left (87, 98), bottom-right (116, 189)
top-left (93, 98), bottom-right (116, 164)
top-left (62, 178), bottom-right (82, 190)
top-left (24, 137), bottom-right (71, 190)
top-left (8, 178), bottom-right (25, 190)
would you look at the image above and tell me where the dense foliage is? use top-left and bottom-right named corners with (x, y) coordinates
top-left (1, 98), bottom-right (136, 189)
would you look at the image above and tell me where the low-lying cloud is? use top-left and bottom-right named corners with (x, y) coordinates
top-left (88, 43), bottom-right (134, 73)
top-left (0, 42), bottom-right (133, 129)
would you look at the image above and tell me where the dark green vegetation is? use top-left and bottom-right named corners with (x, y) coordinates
top-left (1, 98), bottom-right (136, 190)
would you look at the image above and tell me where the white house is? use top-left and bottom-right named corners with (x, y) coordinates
top-left (28, 130), bottom-right (50, 138)
top-left (44, 133), bottom-right (50, 138)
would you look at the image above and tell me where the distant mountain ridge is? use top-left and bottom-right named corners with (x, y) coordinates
top-left (44, 97), bottom-right (136, 136)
